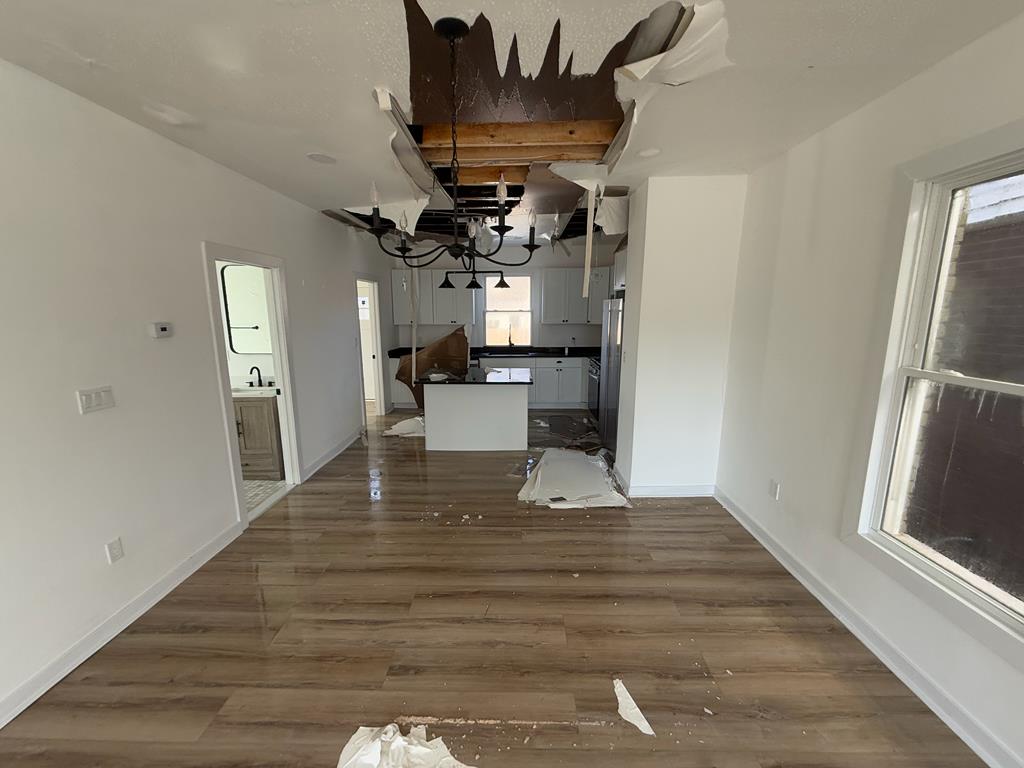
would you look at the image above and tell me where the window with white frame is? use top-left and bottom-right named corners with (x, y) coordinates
top-left (484, 275), bottom-right (531, 346)
top-left (875, 166), bottom-right (1024, 622)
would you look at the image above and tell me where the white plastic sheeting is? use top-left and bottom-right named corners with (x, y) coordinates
top-left (518, 448), bottom-right (629, 508)
top-left (613, 679), bottom-right (655, 736)
top-left (338, 723), bottom-right (475, 768)
top-left (383, 416), bottom-right (425, 437)
top-left (595, 196), bottom-right (629, 235)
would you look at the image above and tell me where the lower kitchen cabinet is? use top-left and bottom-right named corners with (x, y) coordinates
top-left (233, 396), bottom-right (284, 480)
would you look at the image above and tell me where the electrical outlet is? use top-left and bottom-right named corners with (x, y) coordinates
top-left (105, 537), bottom-right (125, 564)
top-left (76, 386), bottom-right (115, 415)
top-left (769, 479), bottom-right (782, 502)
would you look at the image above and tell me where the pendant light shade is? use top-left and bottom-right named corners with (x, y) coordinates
top-left (495, 275), bottom-right (510, 288)
top-left (438, 274), bottom-right (455, 289)
top-left (465, 276), bottom-right (483, 290)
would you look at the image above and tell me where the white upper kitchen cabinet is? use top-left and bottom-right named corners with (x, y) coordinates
top-left (391, 268), bottom-right (438, 325)
top-left (543, 267), bottom-right (607, 325)
top-left (586, 267), bottom-right (611, 324)
top-left (541, 268), bottom-right (568, 324)
top-left (431, 270), bottom-right (474, 325)
top-left (391, 269), bottom-right (413, 326)
top-left (565, 268), bottom-right (589, 324)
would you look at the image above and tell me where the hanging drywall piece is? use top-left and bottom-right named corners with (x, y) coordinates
top-left (337, 723), bottom-right (475, 767)
top-left (595, 195), bottom-right (629, 235)
top-left (613, 679), bottom-right (655, 736)
top-left (583, 187), bottom-right (597, 297)
top-left (615, 0), bottom-right (732, 116)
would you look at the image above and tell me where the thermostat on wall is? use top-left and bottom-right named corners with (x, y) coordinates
top-left (148, 321), bottom-right (174, 338)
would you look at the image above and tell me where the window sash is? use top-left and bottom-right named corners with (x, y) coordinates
top-left (862, 154), bottom-right (1024, 639)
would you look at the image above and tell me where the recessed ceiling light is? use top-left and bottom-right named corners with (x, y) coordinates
top-left (638, 148), bottom-right (661, 158)
top-left (306, 152), bottom-right (337, 164)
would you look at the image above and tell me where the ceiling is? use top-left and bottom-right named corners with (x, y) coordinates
top-left (1, 0), bottom-right (1022, 217)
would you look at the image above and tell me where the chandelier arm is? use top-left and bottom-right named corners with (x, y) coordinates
top-left (479, 254), bottom-right (535, 267)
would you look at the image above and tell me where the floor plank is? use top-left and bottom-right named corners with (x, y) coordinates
top-left (0, 409), bottom-right (984, 767)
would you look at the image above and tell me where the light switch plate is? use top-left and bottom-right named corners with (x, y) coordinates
top-left (76, 386), bottom-right (115, 415)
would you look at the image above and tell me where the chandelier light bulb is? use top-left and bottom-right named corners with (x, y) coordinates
top-left (496, 173), bottom-right (508, 203)
top-left (467, 219), bottom-right (478, 238)
top-left (370, 181), bottom-right (380, 207)
top-left (399, 211), bottom-right (408, 231)
top-left (529, 208), bottom-right (537, 228)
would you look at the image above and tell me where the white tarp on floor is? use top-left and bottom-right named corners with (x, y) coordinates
top-left (383, 416), bottom-right (425, 437)
top-left (338, 723), bottom-right (474, 768)
top-left (518, 448), bottom-right (629, 508)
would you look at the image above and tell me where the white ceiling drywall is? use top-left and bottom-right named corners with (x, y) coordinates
top-left (0, 0), bottom-right (1021, 212)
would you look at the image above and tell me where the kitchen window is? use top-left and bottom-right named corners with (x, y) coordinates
top-left (484, 275), bottom-right (531, 346)
top-left (869, 164), bottom-right (1024, 626)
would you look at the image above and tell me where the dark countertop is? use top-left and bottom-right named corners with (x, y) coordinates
top-left (418, 367), bottom-right (533, 385)
top-left (388, 345), bottom-right (600, 360)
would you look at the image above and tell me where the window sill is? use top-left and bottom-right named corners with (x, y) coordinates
top-left (844, 527), bottom-right (1024, 673)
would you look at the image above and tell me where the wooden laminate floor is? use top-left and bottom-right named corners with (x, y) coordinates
top-left (0, 410), bottom-right (982, 767)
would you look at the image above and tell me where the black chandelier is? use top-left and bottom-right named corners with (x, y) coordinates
top-left (367, 17), bottom-right (541, 289)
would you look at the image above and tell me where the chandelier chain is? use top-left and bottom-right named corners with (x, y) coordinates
top-left (449, 34), bottom-right (460, 247)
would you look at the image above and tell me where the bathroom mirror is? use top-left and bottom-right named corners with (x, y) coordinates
top-left (221, 264), bottom-right (273, 354)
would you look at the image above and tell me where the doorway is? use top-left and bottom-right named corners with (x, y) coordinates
top-left (203, 242), bottom-right (301, 523)
top-left (356, 278), bottom-right (385, 425)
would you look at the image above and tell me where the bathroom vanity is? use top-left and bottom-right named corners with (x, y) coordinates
top-left (231, 392), bottom-right (284, 480)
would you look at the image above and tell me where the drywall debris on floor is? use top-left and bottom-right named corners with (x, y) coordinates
top-left (518, 448), bottom-right (629, 508)
top-left (613, 679), bottom-right (655, 736)
top-left (383, 416), bottom-right (425, 437)
top-left (338, 723), bottom-right (475, 767)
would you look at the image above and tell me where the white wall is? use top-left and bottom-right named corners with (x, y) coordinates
top-left (0, 60), bottom-right (387, 725)
top-left (717, 13), bottom-right (1024, 767)
top-left (394, 238), bottom-right (618, 350)
top-left (616, 176), bottom-right (747, 496)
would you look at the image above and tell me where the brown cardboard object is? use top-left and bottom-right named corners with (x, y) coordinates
top-left (396, 326), bottom-right (470, 409)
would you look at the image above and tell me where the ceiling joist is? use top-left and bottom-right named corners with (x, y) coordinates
top-left (421, 143), bottom-right (608, 165)
top-left (419, 119), bottom-right (621, 149)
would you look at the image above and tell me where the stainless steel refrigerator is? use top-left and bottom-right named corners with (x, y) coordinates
top-left (598, 297), bottom-right (624, 454)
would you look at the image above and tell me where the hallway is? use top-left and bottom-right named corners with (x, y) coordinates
top-left (0, 414), bottom-right (980, 767)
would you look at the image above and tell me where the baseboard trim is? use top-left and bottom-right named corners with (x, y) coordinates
top-left (713, 487), bottom-right (1020, 768)
top-left (0, 521), bottom-right (245, 730)
top-left (301, 429), bottom-right (360, 481)
top-left (628, 483), bottom-right (716, 498)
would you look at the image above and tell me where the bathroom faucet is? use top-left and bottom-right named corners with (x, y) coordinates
top-left (249, 366), bottom-right (263, 388)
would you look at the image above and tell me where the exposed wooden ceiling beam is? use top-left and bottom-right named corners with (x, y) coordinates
top-left (449, 166), bottom-right (529, 185)
top-left (422, 144), bottom-right (608, 165)
top-left (419, 119), bottom-right (621, 149)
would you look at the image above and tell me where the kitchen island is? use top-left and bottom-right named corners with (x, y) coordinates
top-left (421, 367), bottom-right (532, 451)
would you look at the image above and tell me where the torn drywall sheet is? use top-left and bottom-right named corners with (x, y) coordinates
top-left (613, 679), bottom-right (655, 736)
top-left (518, 448), bottom-right (629, 508)
top-left (383, 416), bottom-right (425, 437)
top-left (595, 196), bottom-right (629, 235)
top-left (609, 0), bottom-right (732, 162)
top-left (338, 723), bottom-right (475, 768)
top-left (615, 0), bottom-right (732, 114)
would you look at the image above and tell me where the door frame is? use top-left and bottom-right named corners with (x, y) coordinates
top-left (202, 241), bottom-right (302, 523)
top-left (354, 275), bottom-right (387, 424)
